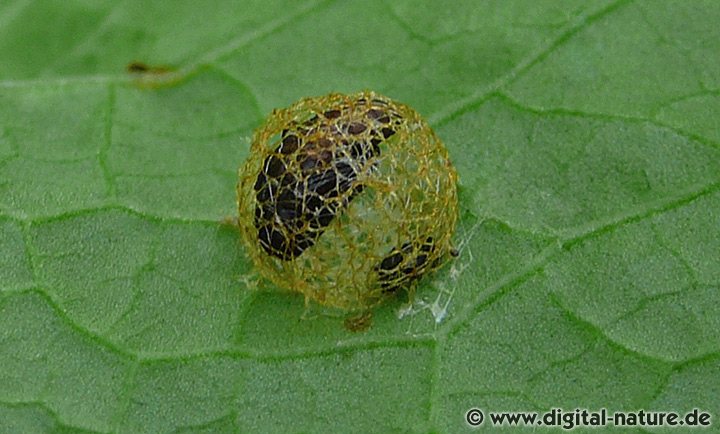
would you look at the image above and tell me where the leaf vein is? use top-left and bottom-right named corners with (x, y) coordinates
top-left (428, 0), bottom-right (632, 126)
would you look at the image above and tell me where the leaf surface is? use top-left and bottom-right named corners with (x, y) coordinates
top-left (1, 1), bottom-right (719, 432)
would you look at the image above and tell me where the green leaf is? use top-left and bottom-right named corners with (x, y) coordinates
top-left (1, 0), bottom-right (719, 433)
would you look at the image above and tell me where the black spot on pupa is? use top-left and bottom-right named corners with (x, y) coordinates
top-left (324, 109), bottom-right (341, 119)
top-left (381, 127), bottom-right (395, 139)
top-left (265, 155), bottom-right (285, 178)
top-left (253, 172), bottom-right (266, 191)
top-left (280, 134), bottom-right (299, 154)
top-left (376, 237), bottom-right (437, 294)
top-left (367, 109), bottom-right (391, 124)
top-left (347, 122), bottom-right (367, 135)
top-left (380, 252), bottom-right (403, 271)
top-left (307, 170), bottom-right (338, 196)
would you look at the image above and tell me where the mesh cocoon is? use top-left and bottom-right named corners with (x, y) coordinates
top-left (237, 91), bottom-right (458, 311)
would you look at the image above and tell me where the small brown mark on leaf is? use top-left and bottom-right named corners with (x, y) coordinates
top-left (344, 310), bottom-right (373, 332)
top-left (126, 61), bottom-right (172, 75)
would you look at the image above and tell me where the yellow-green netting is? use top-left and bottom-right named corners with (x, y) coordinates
top-left (237, 91), bottom-right (458, 312)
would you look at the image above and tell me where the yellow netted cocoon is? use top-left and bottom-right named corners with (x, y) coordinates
top-left (237, 91), bottom-right (458, 312)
